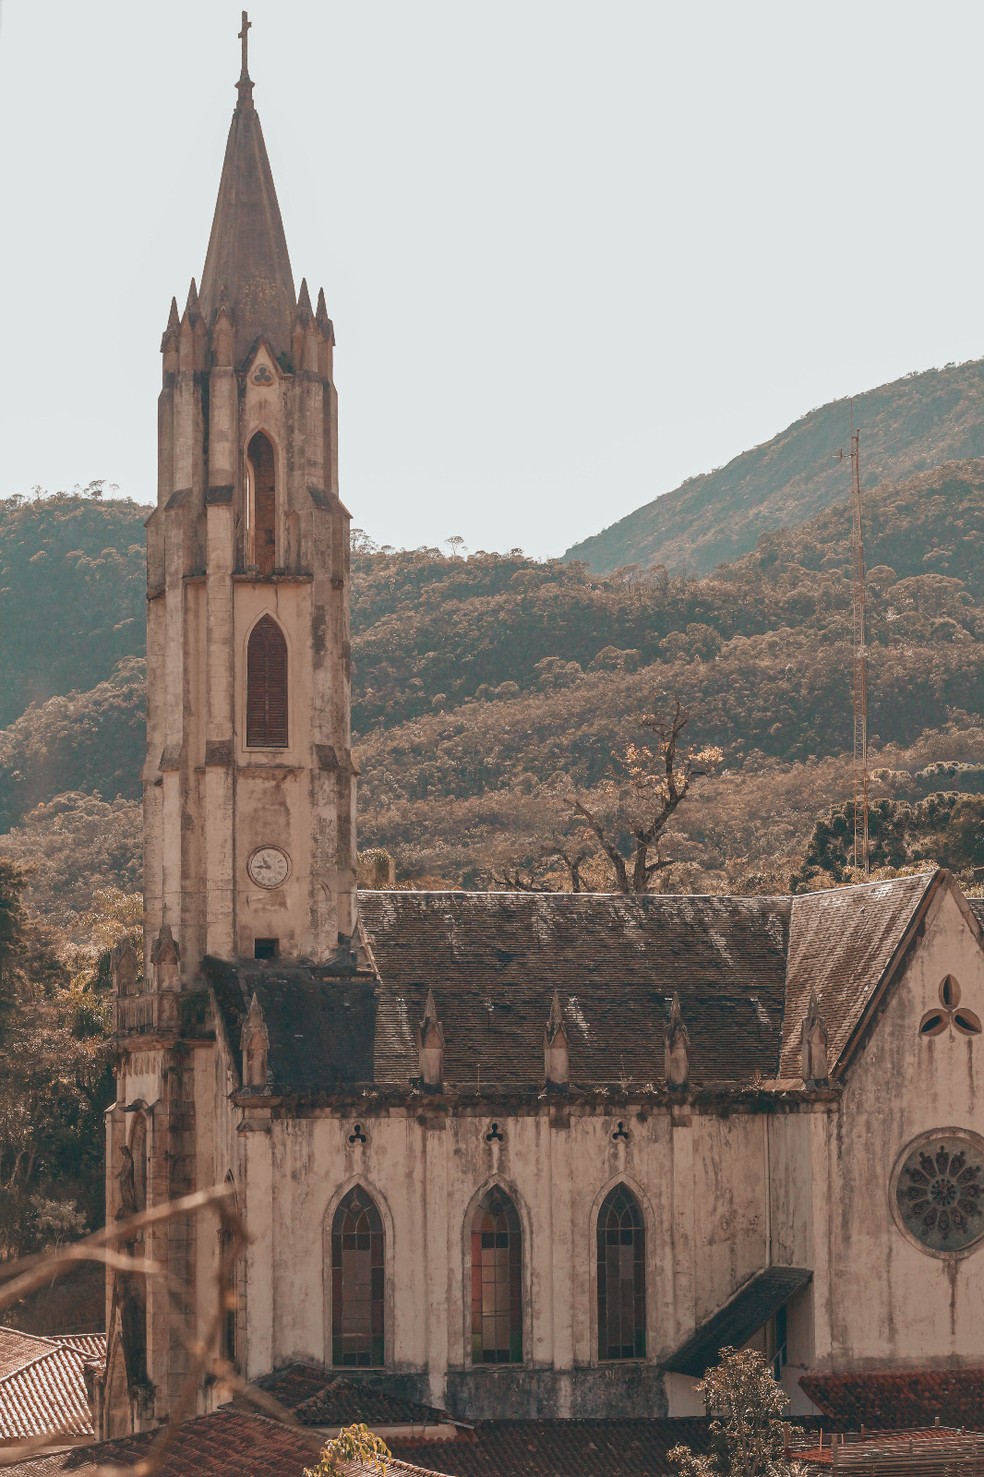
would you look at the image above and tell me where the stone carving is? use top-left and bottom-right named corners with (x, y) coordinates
top-left (801, 988), bottom-right (829, 1086)
top-left (544, 989), bottom-right (570, 1088)
top-left (416, 988), bottom-right (445, 1089)
top-left (894, 1132), bottom-right (984, 1254)
top-left (664, 993), bottom-right (690, 1090)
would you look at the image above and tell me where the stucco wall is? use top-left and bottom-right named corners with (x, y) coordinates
top-left (817, 883), bottom-right (984, 1370)
top-left (227, 1085), bottom-right (771, 1418)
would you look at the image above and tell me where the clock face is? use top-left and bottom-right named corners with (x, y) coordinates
top-left (247, 846), bottom-right (290, 889)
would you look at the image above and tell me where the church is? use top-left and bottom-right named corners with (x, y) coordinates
top-left (100, 19), bottom-right (984, 1441)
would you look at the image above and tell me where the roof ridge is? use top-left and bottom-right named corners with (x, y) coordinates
top-left (0, 1343), bottom-right (86, 1384)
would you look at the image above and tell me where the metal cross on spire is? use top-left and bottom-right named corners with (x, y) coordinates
top-left (239, 12), bottom-right (252, 76)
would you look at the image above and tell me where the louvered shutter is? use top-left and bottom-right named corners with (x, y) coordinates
top-left (246, 615), bottom-right (288, 747)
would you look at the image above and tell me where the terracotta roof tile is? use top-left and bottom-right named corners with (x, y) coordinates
top-left (780, 874), bottom-right (935, 1078)
top-left (0, 1406), bottom-right (449, 1477)
top-left (389, 1418), bottom-right (714, 1477)
top-left (800, 1368), bottom-right (984, 1430)
top-left (0, 1333), bottom-right (104, 1441)
top-left (0, 1331), bottom-right (62, 1382)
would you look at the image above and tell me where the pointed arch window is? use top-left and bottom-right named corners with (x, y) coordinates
top-left (246, 615), bottom-right (288, 748)
top-left (246, 431), bottom-right (277, 575)
top-left (470, 1186), bottom-right (523, 1364)
top-left (597, 1184), bottom-right (646, 1360)
top-left (331, 1187), bottom-right (384, 1367)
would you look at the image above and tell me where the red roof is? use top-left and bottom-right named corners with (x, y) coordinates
top-left (0, 1406), bottom-right (452, 1477)
top-left (389, 1418), bottom-right (713, 1477)
top-left (0, 1331), bottom-right (105, 1442)
top-left (800, 1368), bottom-right (984, 1430)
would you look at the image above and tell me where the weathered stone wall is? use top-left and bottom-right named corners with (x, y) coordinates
top-left (230, 1088), bottom-right (771, 1418)
top-left (814, 883), bottom-right (984, 1370)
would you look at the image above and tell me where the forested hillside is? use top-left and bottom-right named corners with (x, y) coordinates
top-left (0, 489), bottom-right (146, 729)
top-left (565, 360), bottom-right (984, 575)
top-left (3, 460), bottom-right (984, 915)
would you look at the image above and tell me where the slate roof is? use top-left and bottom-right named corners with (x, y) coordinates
top-left (800, 1367), bottom-right (984, 1430)
top-left (362, 890), bottom-right (792, 1088)
top-left (0, 1406), bottom-right (450, 1477)
top-left (205, 958), bottom-right (377, 1091)
top-left (0, 1331), bottom-right (105, 1441)
top-left (663, 1266), bottom-right (812, 1377)
top-left (204, 874), bottom-right (946, 1096)
top-left (780, 874), bottom-right (935, 1078)
top-left (388, 1418), bottom-right (714, 1477)
top-left (252, 1364), bottom-right (450, 1427)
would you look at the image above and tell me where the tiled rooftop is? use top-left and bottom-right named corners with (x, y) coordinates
top-left (800, 1367), bottom-right (984, 1431)
top-left (206, 875), bottom-right (944, 1096)
top-left (0, 1406), bottom-right (453, 1477)
top-left (389, 1417), bottom-right (714, 1477)
top-left (0, 1331), bottom-right (105, 1442)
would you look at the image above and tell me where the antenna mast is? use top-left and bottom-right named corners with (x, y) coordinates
top-left (849, 414), bottom-right (870, 876)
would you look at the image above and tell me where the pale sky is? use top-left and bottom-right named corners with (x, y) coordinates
top-left (1, 1), bottom-right (982, 559)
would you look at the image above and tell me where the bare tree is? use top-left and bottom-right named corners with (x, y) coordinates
top-left (568, 697), bottom-right (722, 894)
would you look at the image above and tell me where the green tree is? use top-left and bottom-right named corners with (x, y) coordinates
top-left (305, 1423), bottom-right (391, 1477)
top-left (669, 1347), bottom-right (796, 1477)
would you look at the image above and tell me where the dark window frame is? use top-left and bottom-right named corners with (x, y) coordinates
top-left (246, 614), bottom-right (289, 748)
top-left (597, 1183), bottom-right (646, 1361)
top-left (331, 1187), bottom-right (385, 1368)
top-left (470, 1185), bottom-right (523, 1365)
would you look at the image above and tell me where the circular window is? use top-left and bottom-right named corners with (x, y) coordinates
top-left (892, 1131), bottom-right (984, 1256)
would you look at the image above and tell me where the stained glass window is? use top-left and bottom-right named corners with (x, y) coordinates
top-left (470, 1187), bottom-right (523, 1364)
top-left (331, 1188), bottom-right (384, 1366)
top-left (597, 1184), bottom-right (646, 1360)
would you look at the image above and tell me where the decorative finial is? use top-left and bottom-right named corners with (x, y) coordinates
top-left (801, 988), bottom-right (830, 1087)
top-left (664, 992), bottom-right (690, 1090)
top-left (236, 12), bottom-right (255, 106)
top-left (417, 988), bottom-right (445, 1090)
top-left (544, 988), bottom-right (570, 1088)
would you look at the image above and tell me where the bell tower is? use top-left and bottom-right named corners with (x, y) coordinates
top-left (144, 15), bottom-right (356, 982)
top-left (102, 19), bottom-right (357, 1435)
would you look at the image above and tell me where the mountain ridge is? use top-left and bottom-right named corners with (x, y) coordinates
top-left (564, 360), bottom-right (984, 574)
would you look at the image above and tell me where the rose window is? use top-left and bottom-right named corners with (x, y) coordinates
top-left (893, 1132), bottom-right (984, 1255)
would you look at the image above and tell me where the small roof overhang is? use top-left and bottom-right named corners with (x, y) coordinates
top-left (663, 1266), bottom-right (812, 1378)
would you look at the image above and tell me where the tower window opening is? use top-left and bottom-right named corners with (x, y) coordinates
top-left (246, 431), bottom-right (277, 575)
top-left (254, 938), bottom-right (279, 961)
top-left (246, 614), bottom-right (288, 747)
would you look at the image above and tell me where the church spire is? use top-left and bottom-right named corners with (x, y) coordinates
top-left (198, 11), bottom-right (296, 366)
